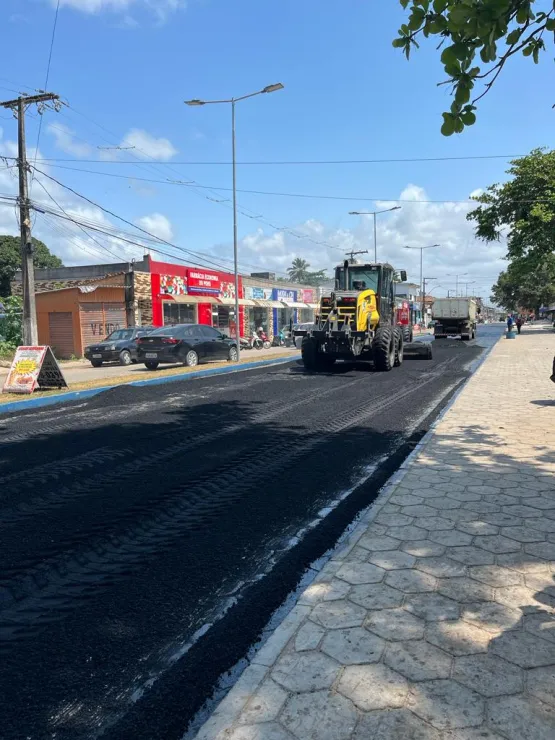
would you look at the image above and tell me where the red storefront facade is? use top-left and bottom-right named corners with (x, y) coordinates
top-left (150, 260), bottom-right (245, 337)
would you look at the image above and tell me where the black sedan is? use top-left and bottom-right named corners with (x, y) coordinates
top-left (85, 326), bottom-right (155, 367)
top-left (137, 324), bottom-right (238, 369)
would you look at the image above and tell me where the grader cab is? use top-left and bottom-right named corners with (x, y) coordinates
top-left (295, 260), bottom-right (430, 371)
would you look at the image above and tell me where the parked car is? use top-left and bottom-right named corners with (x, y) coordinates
top-left (137, 323), bottom-right (238, 369)
top-left (84, 326), bottom-right (155, 367)
top-left (293, 323), bottom-right (315, 349)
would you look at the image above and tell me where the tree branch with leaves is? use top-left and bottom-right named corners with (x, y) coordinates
top-left (394, 1), bottom-right (555, 135)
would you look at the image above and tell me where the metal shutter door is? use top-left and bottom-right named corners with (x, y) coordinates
top-left (103, 303), bottom-right (126, 335)
top-left (80, 303), bottom-right (107, 347)
top-left (48, 312), bottom-right (74, 359)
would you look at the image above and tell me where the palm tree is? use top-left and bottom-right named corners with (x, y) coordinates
top-left (287, 257), bottom-right (310, 283)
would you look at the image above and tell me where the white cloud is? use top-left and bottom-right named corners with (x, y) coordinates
top-left (100, 128), bottom-right (177, 161)
top-left (55, 1), bottom-right (186, 23)
top-left (47, 123), bottom-right (92, 158)
top-left (136, 213), bottom-right (173, 241)
top-left (213, 183), bottom-right (506, 302)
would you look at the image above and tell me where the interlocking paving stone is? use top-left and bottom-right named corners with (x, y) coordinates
top-left (385, 569), bottom-right (437, 594)
top-left (367, 550), bottom-right (416, 570)
top-left (456, 521), bottom-right (499, 536)
top-left (416, 557), bottom-right (466, 578)
top-left (384, 640), bottom-right (452, 681)
top-left (353, 708), bottom-right (441, 740)
top-left (271, 651), bottom-right (340, 692)
top-left (404, 593), bottom-right (461, 622)
top-left (401, 540), bottom-right (446, 558)
top-left (525, 541), bottom-right (555, 560)
top-left (490, 630), bottom-right (555, 668)
top-left (336, 562), bottom-right (385, 585)
top-left (468, 565), bottom-right (522, 588)
top-left (338, 663), bottom-right (408, 711)
top-left (310, 600), bottom-right (367, 629)
top-left (386, 525), bottom-right (430, 541)
top-left (426, 620), bottom-right (491, 656)
top-left (365, 607), bottom-right (425, 641)
top-left (452, 654), bottom-right (523, 697)
top-left (438, 577), bottom-right (494, 603)
top-left (349, 583), bottom-right (404, 610)
top-left (447, 546), bottom-right (496, 566)
top-left (486, 694), bottom-right (555, 740)
top-left (294, 621), bottom-right (325, 652)
top-left (461, 602), bottom-right (522, 634)
top-left (239, 680), bottom-right (289, 725)
top-left (429, 530), bottom-right (473, 547)
top-left (376, 512), bottom-right (414, 527)
top-left (358, 534), bottom-right (400, 551)
top-left (390, 493), bottom-right (425, 506)
top-left (223, 723), bottom-right (295, 740)
top-left (473, 535), bottom-right (522, 554)
top-left (493, 584), bottom-right (546, 610)
top-left (399, 505), bottom-right (438, 518)
top-left (414, 516), bottom-right (455, 530)
top-left (321, 627), bottom-right (384, 664)
top-left (496, 552), bottom-right (551, 574)
top-left (500, 525), bottom-right (546, 543)
top-left (280, 691), bottom-right (357, 740)
top-left (522, 612), bottom-right (555, 644)
top-left (407, 679), bottom-right (485, 730)
top-left (527, 665), bottom-right (555, 707)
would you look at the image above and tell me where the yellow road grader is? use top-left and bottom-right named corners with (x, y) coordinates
top-left (295, 259), bottom-right (430, 371)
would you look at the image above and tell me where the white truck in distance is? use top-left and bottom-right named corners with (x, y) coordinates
top-left (432, 298), bottom-right (478, 341)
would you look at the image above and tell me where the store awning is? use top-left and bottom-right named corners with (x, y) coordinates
top-left (253, 300), bottom-right (285, 308)
top-left (170, 294), bottom-right (219, 304)
top-left (239, 299), bottom-right (256, 306)
top-left (218, 297), bottom-right (237, 306)
top-left (282, 301), bottom-right (310, 309)
top-left (307, 303), bottom-right (318, 309)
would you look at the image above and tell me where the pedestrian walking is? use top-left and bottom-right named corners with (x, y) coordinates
top-left (516, 316), bottom-right (523, 334)
top-left (507, 315), bottom-right (514, 333)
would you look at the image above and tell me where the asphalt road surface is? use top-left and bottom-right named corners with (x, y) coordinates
top-left (0, 326), bottom-right (502, 739)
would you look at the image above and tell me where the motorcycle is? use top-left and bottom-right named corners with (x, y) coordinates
top-left (272, 328), bottom-right (291, 347)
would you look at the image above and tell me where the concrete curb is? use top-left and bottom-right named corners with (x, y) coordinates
top-left (0, 355), bottom-right (298, 416)
top-left (194, 334), bottom-right (503, 739)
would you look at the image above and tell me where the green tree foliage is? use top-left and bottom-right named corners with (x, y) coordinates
top-left (491, 255), bottom-right (555, 312)
top-left (0, 235), bottom-right (63, 296)
top-left (286, 257), bottom-right (329, 286)
top-left (394, 1), bottom-right (555, 135)
top-left (0, 295), bottom-right (23, 348)
top-left (468, 149), bottom-right (555, 263)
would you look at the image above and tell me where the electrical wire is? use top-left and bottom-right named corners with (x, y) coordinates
top-left (31, 0), bottom-right (61, 188)
top-left (32, 176), bottom-right (129, 262)
top-left (26, 154), bottom-right (525, 166)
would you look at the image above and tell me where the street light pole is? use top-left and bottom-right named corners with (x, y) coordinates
top-left (403, 244), bottom-right (440, 326)
top-left (185, 83), bottom-right (284, 361)
top-left (422, 277), bottom-right (437, 328)
top-left (348, 207), bottom-right (401, 262)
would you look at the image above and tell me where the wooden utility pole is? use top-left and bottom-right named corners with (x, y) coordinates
top-left (0, 92), bottom-right (60, 344)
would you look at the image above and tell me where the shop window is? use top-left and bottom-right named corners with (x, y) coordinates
top-left (163, 302), bottom-right (196, 326)
top-left (248, 307), bottom-right (269, 334)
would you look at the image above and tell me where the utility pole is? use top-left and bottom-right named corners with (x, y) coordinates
top-left (345, 249), bottom-right (369, 264)
top-left (422, 277), bottom-right (436, 328)
top-left (0, 92), bottom-right (60, 345)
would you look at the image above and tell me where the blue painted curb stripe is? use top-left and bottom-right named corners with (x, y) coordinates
top-left (0, 355), bottom-right (298, 416)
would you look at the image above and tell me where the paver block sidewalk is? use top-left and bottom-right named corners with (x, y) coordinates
top-left (196, 327), bottom-right (555, 740)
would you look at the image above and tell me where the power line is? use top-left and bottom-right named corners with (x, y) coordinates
top-left (33, 176), bottom-right (128, 262)
top-left (32, 0), bottom-right (61, 183)
top-left (25, 154), bottom-right (525, 166)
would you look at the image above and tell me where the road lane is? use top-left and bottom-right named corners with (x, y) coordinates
top-left (0, 328), bottom-right (500, 739)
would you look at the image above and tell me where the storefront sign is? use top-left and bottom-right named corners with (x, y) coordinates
top-left (300, 288), bottom-right (315, 303)
top-left (220, 281), bottom-right (236, 299)
top-left (188, 270), bottom-right (221, 295)
top-left (274, 288), bottom-right (297, 302)
top-left (160, 274), bottom-right (187, 296)
top-left (246, 286), bottom-right (273, 300)
top-left (2, 346), bottom-right (68, 395)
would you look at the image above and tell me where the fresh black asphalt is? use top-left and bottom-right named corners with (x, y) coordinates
top-left (0, 331), bottom-right (497, 739)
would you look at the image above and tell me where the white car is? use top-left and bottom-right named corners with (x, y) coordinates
top-left (293, 323), bottom-right (315, 349)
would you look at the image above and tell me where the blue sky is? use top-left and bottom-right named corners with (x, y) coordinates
top-left (1, 0), bottom-right (553, 298)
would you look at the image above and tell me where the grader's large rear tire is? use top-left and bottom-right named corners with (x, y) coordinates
top-left (373, 327), bottom-right (396, 371)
